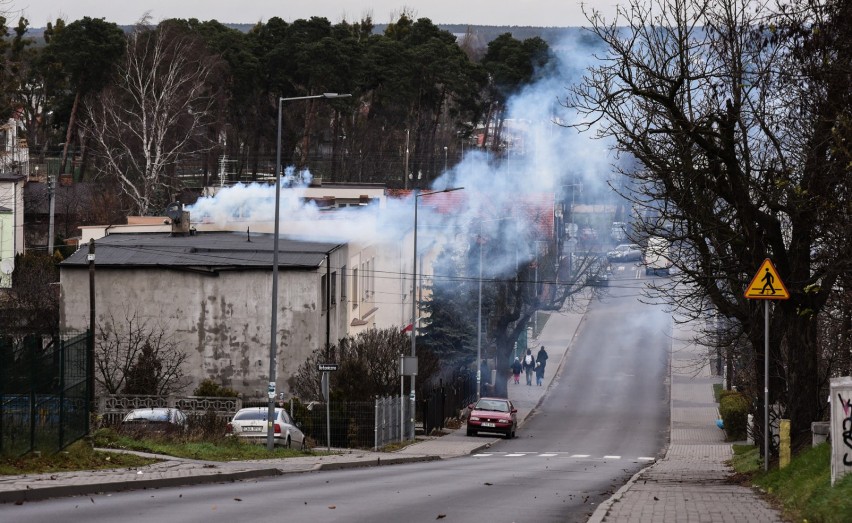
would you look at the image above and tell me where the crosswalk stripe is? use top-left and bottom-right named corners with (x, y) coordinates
top-left (470, 452), bottom-right (656, 462)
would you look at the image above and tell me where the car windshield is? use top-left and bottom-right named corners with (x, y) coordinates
top-left (233, 410), bottom-right (276, 421)
top-left (475, 400), bottom-right (509, 412)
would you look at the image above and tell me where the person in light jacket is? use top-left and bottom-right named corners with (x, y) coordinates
top-left (522, 349), bottom-right (536, 386)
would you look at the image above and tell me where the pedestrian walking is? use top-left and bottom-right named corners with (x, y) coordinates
top-left (511, 357), bottom-right (522, 384)
top-left (480, 359), bottom-right (490, 395)
top-left (522, 349), bottom-right (535, 386)
top-left (536, 346), bottom-right (549, 386)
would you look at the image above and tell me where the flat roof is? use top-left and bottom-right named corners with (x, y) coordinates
top-left (61, 231), bottom-right (341, 271)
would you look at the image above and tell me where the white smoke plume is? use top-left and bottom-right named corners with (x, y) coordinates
top-left (187, 32), bottom-right (617, 278)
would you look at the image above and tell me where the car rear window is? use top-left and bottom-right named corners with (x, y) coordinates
top-left (126, 410), bottom-right (169, 421)
top-left (233, 410), bottom-right (271, 421)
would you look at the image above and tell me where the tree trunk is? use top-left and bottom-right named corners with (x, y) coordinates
top-left (59, 91), bottom-right (80, 176)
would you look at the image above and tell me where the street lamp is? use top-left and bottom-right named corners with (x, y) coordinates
top-left (268, 92), bottom-right (351, 450)
top-left (410, 186), bottom-right (463, 438)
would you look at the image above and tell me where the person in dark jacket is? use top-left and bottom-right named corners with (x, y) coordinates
top-left (522, 349), bottom-right (536, 386)
top-left (511, 357), bottom-right (522, 384)
top-left (536, 346), bottom-right (549, 386)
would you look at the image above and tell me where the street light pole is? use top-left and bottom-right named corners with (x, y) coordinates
top-left (410, 186), bottom-right (463, 438)
top-left (268, 92), bottom-right (351, 450)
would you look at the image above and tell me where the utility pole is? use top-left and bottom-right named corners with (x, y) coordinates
top-left (87, 239), bottom-right (96, 412)
top-left (47, 174), bottom-right (56, 255)
top-left (404, 129), bottom-right (410, 190)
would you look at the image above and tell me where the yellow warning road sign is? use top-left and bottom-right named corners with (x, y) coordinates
top-left (744, 258), bottom-right (789, 300)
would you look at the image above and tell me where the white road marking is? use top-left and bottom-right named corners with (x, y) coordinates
top-left (638, 457), bottom-right (655, 461)
top-left (473, 453), bottom-right (492, 457)
top-left (570, 454), bottom-right (591, 458)
top-left (604, 455), bottom-right (621, 459)
top-left (539, 453), bottom-right (558, 457)
top-left (505, 453), bottom-right (526, 457)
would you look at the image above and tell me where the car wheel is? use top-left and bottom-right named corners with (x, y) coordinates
top-left (466, 427), bottom-right (476, 437)
top-left (286, 436), bottom-right (291, 449)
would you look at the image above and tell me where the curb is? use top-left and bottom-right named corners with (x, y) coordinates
top-left (0, 467), bottom-right (283, 505)
top-left (586, 461), bottom-right (657, 523)
top-left (316, 454), bottom-right (441, 471)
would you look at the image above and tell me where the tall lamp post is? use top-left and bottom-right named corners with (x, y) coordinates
top-left (268, 92), bottom-right (351, 450)
top-left (410, 186), bottom-right (463, 438)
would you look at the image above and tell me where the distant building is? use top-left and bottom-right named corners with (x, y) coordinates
top-left (0, 174), bottom-right (25, 287)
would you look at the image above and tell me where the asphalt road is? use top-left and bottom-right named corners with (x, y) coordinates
top-left (4, 264), bottom-right (671, 523)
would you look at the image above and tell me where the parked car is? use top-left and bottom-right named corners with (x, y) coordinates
top-left (644, 237), bottom-right (672, 276)
top-left (466, 397), bottom-right (518, 439)
top-left (226, 407), bottom-right (306, 449)
top-left (607, 243), bottom-right (643, 262)
top-left (120, 407), bottom-right (188, 434)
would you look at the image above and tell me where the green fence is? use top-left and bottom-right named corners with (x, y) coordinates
top-left (0, 332), bottom-right (91, 456)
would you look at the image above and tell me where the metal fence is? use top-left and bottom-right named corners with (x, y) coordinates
top-left (0, 332), bottom-right (91, 456)
top-left (421, 370), bottom-right (478, 436)
top-left (98, 394), bottom-right (242, 427)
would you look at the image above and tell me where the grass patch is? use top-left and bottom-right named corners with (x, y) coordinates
top-left (730, 444), bottom-right (762, 474)
top-left (713, 383), bottom-right (723, 402)
top-left (0, 440), bottom-right (158, 475)
top-left (93, 428), bottom-right (317, 461)
top-left (730, 443), bottom-right (852, 523)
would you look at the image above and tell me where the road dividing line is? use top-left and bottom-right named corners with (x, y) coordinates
top-left (539, 453), bottom-right (558, 457)
top-left (505, 453), bottom-right (526, 457)
top-left (638, 457), bottom-right (655, 461)
top-left (604, 455), bottom-right (621, 460)
top-left (570, 454), bottom-right (591, 458)
top-left (473, 454), bottom-right (492, 457)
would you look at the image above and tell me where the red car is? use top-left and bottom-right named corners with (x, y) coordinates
top-left (466, 397), bottom-right (518, 438)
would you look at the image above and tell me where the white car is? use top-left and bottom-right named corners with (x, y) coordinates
top-left (226, 407), bottom-right (306, 449)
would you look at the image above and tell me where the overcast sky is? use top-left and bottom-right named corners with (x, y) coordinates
top-left (15, 1), bottom-right (621, 28)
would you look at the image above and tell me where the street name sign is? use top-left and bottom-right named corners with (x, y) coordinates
top-left (317, 363), bottom-right (339, 372)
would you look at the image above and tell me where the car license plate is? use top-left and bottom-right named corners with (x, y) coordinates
top-left (482, 422), bottom-right (496, 428)
top-left (243, 426), bottom-right (263, 432)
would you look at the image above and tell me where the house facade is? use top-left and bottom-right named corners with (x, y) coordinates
top-left (60, 231), bottom-right (350, 399)
top-left (0, 174), bottom-right (25, 287)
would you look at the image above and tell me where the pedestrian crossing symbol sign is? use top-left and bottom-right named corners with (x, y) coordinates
top-left (744, 258), bottom-right (789, 300)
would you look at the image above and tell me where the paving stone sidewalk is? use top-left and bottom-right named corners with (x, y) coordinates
top-left (588, 316), bottom-right (784, 523)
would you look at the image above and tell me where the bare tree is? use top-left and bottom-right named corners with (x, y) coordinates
top-left (84, 22), bottom-right (222, 215)
top-left (95, 309), bottom-right (189, 395)
top-left (570, 0), bottom-right (852, 450)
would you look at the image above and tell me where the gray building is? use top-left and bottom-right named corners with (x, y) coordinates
top-left (60, 231), bottom-right (347, 398)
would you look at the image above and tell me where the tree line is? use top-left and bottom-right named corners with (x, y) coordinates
top-left (0, 11), bottom-right (552, 215)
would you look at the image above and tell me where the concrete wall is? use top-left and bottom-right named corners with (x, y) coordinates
top-left (60, 265), bottom-right (327, 400)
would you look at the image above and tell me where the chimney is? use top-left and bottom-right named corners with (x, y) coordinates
top-left (171, 211), bottom-right (190, 236)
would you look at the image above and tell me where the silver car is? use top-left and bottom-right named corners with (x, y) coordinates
top-left (607, 243), bottom-right (643, 262)
top-left (226, 407), bottom-right (306, 449)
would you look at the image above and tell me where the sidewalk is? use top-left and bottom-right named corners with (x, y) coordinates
top-left (588, 314), bottom-right (784, 523)
top-left (0, 296), bottom-right (588, 505)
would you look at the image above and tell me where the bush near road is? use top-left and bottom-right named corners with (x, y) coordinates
top-left (0, 440), bottom-right (158, 475)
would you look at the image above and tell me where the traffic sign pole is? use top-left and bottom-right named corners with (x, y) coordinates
top-left (744, 258), bottom-right (788, 472)
top-left (764, 301), bottom-right (769, 472)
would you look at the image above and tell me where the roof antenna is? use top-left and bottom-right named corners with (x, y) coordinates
top-left (247, 227), bottom-right (251, 242)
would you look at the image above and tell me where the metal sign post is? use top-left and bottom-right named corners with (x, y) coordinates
top-left (318, 363), bottom-right (338, 451)
top-left (743, 258), bottom-right (789, 472)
